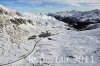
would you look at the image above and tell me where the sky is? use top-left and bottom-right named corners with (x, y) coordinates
top-left (0, 0), bottom-right (100, 13)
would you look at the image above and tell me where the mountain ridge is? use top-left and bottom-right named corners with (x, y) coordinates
top-left (48, 9), bottom-right (100, 30)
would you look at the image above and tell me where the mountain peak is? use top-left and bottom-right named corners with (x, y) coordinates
top-left (0, 5), bottom-right (21, 16)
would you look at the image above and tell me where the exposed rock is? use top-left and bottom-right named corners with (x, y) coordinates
top-left (10, 18), bottom-right (26, 25)
top-left (28, 35), bottom-right (37, 40)
top-left (39, 32), bottom-right (51, 38)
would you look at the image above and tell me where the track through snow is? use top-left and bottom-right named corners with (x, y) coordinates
top-left (0, 39), bottom-right (42, 66)
top-left (0, 33), bottom-right (59, 66)
top-left (30, 30), bottom-right (100, 66)
top-left (0, 5), bottom-right (100, 66)
top-left (7, 29), bottom-right (100, 66)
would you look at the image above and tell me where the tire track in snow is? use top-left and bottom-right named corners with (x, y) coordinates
top-left (0, 39), bottom-right (42, 66)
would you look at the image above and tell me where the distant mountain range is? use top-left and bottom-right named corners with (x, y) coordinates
top-left (48, 10), bottom-right (100, 29)
top-left (48, 9), bottom-right (100, 21)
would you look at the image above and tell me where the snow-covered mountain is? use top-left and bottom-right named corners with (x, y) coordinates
top-left (48, 10), bottom-right (100, 30)
top-left (0, 5), bottom-right (100, 66)
top-left (0, 5), bottom-right (67, 66)
top-left (48, 9), bottom-right (100, 21)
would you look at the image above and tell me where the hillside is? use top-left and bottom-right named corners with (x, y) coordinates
top-left (0, 5), bottom-right (100, 66)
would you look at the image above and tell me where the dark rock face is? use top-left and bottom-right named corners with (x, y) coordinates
top-left (0, 8), bottom-right (4, 14)
top-left (16, 12), bottom-right (22, 16)
top-left (39, 32), bottom-right (51, 38)
top-left (48, 38), bottom-right (52, 40)
top-left (10, 18), bottom-right (26, 25)
top-left (28, 35), bottom-right (37, 40)
top-left (54, 16), bottom-right (87, 29)
top-left (50, 15), bottom-right (100, 30)
top-left (48, 10), bottom-right (100, 30)
top-left (0, 7), bottom-right (22, 16)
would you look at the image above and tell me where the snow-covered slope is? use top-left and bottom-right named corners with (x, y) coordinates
top-left (0, 5), bottom-right (67, 65)
top-left (0, 5), bottom-right (100, 66)
top-left (0, 5), bottom-right (39, 65)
